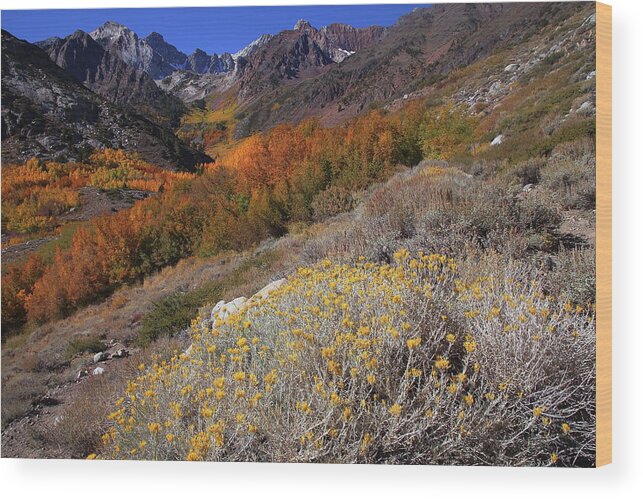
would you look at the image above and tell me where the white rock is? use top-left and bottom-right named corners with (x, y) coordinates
top-left (93, 352), bottom-right (108, 363)
top-left (504, 63), bottom-right (519, 72)
top-left (253, 278), bottom-right (287, 301)
top-left (217, 297), bottom-right (248, 320)
top-left (583, 13), bottom-right (596, 26)
top-left (523, 183), bottom-right (535, 193)
top-left (577, 101), bottom-right (594, 114)
top-left (210, 299), bottom-right (226, 323)
top-left (586, 70), bottom-right (596, 80)
top-left (93, 367), bottom-right (105, 375)
top-left (490, 134), bottom-right (504, 146)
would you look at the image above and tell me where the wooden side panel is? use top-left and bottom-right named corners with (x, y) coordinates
top-left (595, 1), bottom-right (612, 468)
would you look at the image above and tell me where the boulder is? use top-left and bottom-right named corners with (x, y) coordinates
top-left (210, 279), bottom-right (287, 323)
top-left (490, 134), bottom-right (504, 146)
top-left (210, 300), bottom-right (226, 323)
top-left (577, 101), bottom-right (594, 115)
top-left (92, 366), bottom-right (105, 375)
top-left (504, 63), bottom-right (519, 72)
top-left (522, 183), bottom-right (535, 193)
top-left (253, 278), bottom-right (287, 301)
top-left (218, 297), bottom-right (248, 320)
top-left (93, 351), bottom-right (108, 363)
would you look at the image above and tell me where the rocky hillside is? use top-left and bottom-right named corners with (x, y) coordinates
top-left (1, 30), bottom-right (209, 169)
top-left (234, 19), bottom-right (385, 102)
top-left (234, 2), bottom-right (591, 134)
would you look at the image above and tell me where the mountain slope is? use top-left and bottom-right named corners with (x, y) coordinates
top-left (233, 2), bottom-right (589, 134)
top-left (1, 30), bottom-right (210, 169)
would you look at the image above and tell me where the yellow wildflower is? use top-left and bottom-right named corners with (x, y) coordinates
top-left (407, 337), bottom-right (422, 349)
top-left (147, 422), bottom-right (161, 434)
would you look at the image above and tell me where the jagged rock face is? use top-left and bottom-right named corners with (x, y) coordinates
top-left (90, 21), bottom-right (175, 79)
top-left (185, 49), bottom-right (236, 74)
top-left (43, 30), bottom-right (186, 125)
top-left (293, 19), bottom-right (313, 31)
top-left (1, 30), bottom-right (209, 169)
top-left (236, 29), bottom-right (335, 100)
top-left (89, 21), bottom-right (237, 79)
top-left (318, 23), bottom-right (386, 62)
top-left (289, 19), bottom-right (385, 62)
top-left (157, 71), bottom-right (231, 103)
top-left (217, 53), bottom-right (235, 73)
top-left (144, 31), bottom-right (188, 69)
top-left (232, 34), bottom-right (273, 59)
top-left (186, 48), bottom-right (211, 73)
top-left (235, 19), bottom-right (386, 101)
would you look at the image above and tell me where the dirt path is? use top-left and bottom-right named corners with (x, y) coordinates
top-left (1, 236), bottom-right (59, 265)
top-left (1, 340), bottom-right (143, 459)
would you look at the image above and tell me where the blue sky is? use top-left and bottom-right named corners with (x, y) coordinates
top-left (1, 4), bottom-right (428, 55)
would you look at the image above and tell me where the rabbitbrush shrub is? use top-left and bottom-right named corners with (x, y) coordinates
top-left (100, 250), bottom-right (595, 466)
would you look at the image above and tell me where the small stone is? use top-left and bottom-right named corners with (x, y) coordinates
top-left (110, 348), bottom-right (128, 359)
top-left (523, 183), bottom-right (535, 192)
top-left (504, 63), bottom-right (519, 72)
top-left (93, 366), bottom-right (105, 375)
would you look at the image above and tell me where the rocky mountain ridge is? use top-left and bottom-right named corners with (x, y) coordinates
top-left (1, 30), bottom-right (209, 169)
top-left (40, 29), bottom-right (186, 126)
top-left (88, 21), bottom-right (237, 79)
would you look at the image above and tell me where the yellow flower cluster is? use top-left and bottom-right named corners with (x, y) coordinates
top-left (100, 249), bottom-right (594, 466)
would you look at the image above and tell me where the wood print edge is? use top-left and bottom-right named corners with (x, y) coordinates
top-left (595, 0), bottom-right (612, 468)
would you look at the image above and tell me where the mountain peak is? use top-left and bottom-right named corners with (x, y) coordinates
top-left (96, 20), bottom-right (129, 32)
top-left (232, 33), bottom-right (273, 59)
top-left (294, 19), bottom-right (313, 31)
top-left (69, 29), bottom-right (92, 40)
top-left (91, 20), bottom-right (136, 42)
top-left (145, 31), bottom-right (165, 43)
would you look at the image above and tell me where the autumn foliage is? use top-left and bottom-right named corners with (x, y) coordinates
top-left (1, 150), bottom-right (194, 235)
